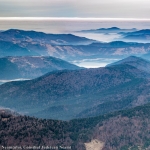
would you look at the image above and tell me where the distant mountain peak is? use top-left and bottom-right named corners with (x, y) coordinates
top-left (97, 27), bottom-right (120, 30)
top-left (3, 29), bottom-right (21, 33)
top-left (114, 55), bottom-right (147, 62)
top-left (108, 27), bottom-right (120, 29)
top-left (107, 56), bottom-right (150, 73)
top-left (123, 55), bottom-right (141, 60)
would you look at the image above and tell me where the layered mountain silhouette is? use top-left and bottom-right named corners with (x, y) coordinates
top-left (3, 39), bottom-right (150, 60)
top-left (1, 29), bottom-right (150, 60)
top-left (0, 29), bottom-right (94, 45)
top-left (123, 29), bottom-right (150, 42)
top-left (1, 27), bottom-right (150, 150)
top-left (0, 56), bottom-right (150, 120)
top-left (79, 27), bottom-right (137, 33)
top-left (0, 56), bottom-right (81, 80)
top-left (0, 29), bottom-right (96, 60)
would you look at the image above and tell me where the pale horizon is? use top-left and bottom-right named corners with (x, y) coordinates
top-left (0, 18), bottom-right (150, 34)
top-left (0, 0), bottom-right (150, 19)
top-left (1, 17), bottom-right (150, 21)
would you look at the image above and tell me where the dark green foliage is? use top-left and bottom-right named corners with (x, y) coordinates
top-left (120, 145), bottom-right (129, 150)
top-left (144, 139), bottom-right (150, 148)
top-left (77, 96), bottom-right (134, 118)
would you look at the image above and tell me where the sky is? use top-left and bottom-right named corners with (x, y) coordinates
top-left (0, 0), bottom-right (150, 18)
top-left (0, 0), bottom-right (150, 34)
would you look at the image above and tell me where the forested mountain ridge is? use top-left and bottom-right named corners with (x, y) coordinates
top-left (1, 103), bottom-right (150, 150)
top-left (0, 59), bottom-right (150, 120)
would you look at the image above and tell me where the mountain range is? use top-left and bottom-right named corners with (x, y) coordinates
top-left (1, 39), bottom-right (150, 61)
top-left (0, 29), bottom-right (96, 60)
top-left (79, 27), bottom-right (150, 44)
top-left (1, 27), bottom-right (150, 150)
top-left (0, 29), bottom-right (95, 45)
top-left (122, 29), bottom-right (150, 43)
top-left (79, 27), bottom-right (137, 33)
top-left (0, 56), bottom-right (150, 120)
top-left (1, 29), bottom-right (150, 61)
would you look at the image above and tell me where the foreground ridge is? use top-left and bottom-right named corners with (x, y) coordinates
top-left (1, 104), bottom-right (150, 149)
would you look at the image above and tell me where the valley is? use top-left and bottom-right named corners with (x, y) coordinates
top-left (1, 27), bottom-right (150, 149)
top-left (1, 57), bottom-right (150, 120)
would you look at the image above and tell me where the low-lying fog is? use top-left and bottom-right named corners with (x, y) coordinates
top-left (73, 32), bottom-right (122, 42)
top-left (0, 79), bottom-right (30, 85)
top-left (71, 58), bottom-right (119, 68)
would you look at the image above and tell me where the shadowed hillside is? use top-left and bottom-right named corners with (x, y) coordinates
top-left (107, 56), bottom-right (150, 73)
top-left (0, 56), bottom-right (81, 80)
top-left (0, 59), bottom-right (150, 120)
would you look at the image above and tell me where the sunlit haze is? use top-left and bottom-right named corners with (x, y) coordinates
top-left (0, 0), bottom-right (150, 18)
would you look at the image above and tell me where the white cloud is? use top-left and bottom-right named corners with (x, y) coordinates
top-left (0, 0), bottom-right (150, 18)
